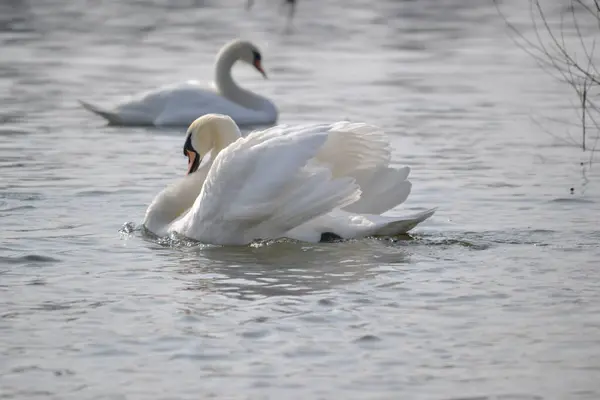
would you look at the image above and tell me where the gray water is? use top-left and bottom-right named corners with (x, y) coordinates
top-left (1, 0), bottom-right (600, 399)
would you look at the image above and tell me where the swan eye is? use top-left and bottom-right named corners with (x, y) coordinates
top-left (252, 50), bottom-right (261, 62)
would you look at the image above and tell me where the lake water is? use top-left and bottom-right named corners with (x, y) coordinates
top-left (1, 0), bottom-right (599, 399)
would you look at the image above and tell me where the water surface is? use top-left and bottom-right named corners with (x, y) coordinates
top-left (1, 0), bottom-right (599, 399)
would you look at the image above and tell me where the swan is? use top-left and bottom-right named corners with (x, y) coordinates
top-left (142, 114), bottom-right (436, 245)
top-left (78, 39), bottom-right (278, 127)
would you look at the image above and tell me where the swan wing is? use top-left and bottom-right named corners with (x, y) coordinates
top-left (341, 166), bottom-right (412, 215)
top-left (153, 82), bottom-right (271, 127)
top-left (79, 82), bottom-right (202, 126)
top-left (173, 125), bottom-right (361, 245)
top-left (311, 121), bottom-right (412, 214)
top-left (314, 121), bottom-right (392, 177)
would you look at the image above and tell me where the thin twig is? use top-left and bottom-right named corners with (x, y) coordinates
top-left (496, 0), bottom-right (600, 164)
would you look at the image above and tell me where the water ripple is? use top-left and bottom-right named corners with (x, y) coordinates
top-left (1, 0), bottom-right (599, 398)
top-left (0, 254), bottom-right (59, 265)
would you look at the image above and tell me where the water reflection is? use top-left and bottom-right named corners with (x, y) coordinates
top-left (157, 239), bottom-right (411, 299)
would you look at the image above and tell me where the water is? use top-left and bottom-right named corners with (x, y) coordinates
top-left (1, 0), bottom-right (600, 398)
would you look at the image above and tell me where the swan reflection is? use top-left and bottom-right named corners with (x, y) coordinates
top-left (155, 239), bottom-right (411, 299)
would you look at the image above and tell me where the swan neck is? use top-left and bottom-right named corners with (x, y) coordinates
top-left (143, 163), bottom-right (211, 236)
top-left (215, 48), bottom-right (244, 100)
top-left (214, 45), bottom-right (275, 117)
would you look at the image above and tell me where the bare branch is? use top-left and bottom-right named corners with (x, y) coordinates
top-left (496, 0), bottom-right (600, 164)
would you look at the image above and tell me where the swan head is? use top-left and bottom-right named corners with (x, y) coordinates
top-left (183, 114), bottom-right (241, 175)
top-left (221, 39), bottom-right (268, 79)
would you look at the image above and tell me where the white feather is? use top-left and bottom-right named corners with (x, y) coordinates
top-left (171, 124), bottom-right (361, 244)
top-left (312, 121), bottom-right (412, 214)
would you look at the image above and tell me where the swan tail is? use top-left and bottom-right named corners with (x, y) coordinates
top-left (285, 207), bottom-right (436, 242)
top-left (368, 208), bottom-right (437, 237)
top-left (343, 166), bottom-right (412, 214)
top-left (78, 100), bottom-right (121, 124)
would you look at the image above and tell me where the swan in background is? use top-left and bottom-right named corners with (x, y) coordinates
top-left (78, 39), bottom-right (278, 127)
top-left (142, 114), bottom-right (436, 245)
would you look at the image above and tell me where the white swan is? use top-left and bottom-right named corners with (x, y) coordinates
top-left (142, 114), bottom-right (436, 245)
top-left (78, 39), bottom-right (278, 127)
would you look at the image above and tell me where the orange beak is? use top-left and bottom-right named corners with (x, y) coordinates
top-left (254, 60), bottom-right (267, 79)
top-left (186, 150), bottom-right (197, 175)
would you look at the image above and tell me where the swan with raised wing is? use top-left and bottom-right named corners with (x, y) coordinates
top-left (78, 39), bottom-right (278, 127)
top-left (142, 114), bottom-right (436, 245)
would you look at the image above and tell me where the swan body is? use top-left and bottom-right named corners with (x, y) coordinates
top-left (79, 39), bottom-right (278, 127)
top-left (143, 114), bottom-right (436, 245)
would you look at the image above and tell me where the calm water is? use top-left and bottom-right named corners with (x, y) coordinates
top-left (1, 0), bottom-right (599, 398)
